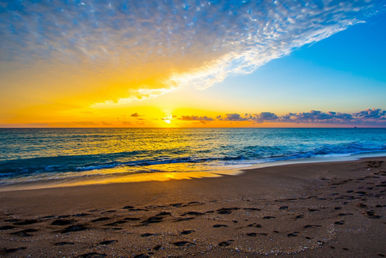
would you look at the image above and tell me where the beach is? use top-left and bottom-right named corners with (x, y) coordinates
top-left (1, 0), bottom-right (385, 257)
top-left (0, 157), bottom-right (385, 257)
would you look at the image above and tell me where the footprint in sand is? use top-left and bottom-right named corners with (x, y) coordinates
top-left (153, 245), bottom-right (162, 251)
top-left (60, 224), bottom-right (88, 233)
top-left (173, 241), bottom-right (195, 247)
top-left (181, 230), bottom-right (195, 235)
top-left (304, 224), bottom-right (321, 229)
top-left (218, 240), bottom-right (234, 246)
top-left (54, 242), bottom-right (74, 246)
top-left (155, 211), bottom-right (172, 216)
top-left (14, 219), bottom-right (39, 225)
top-left (140, 216), bottom-right (164, 226)
top-left (0, 247), bottom-right (26, 255)
top-left (105, 220), bottom-right (127, 226)
top-left (0, 225), bottom-right (15, 230)
top-left (140, 233), bottom-right (158, 237)
top-left (213, 224), bottom-right (228, 228)
top-left (98, 240), bottom-right (117, 245)
top-left (287, 232), bottom-right (299, 237)
top-left (91, 217), bottom-right (110, 223)
top-left (338, 212), bottom-right (353, 217)
top-left (247, 223), bottom-right (262, 228)
top-left (181, 211), bottom-right (204, 216)
top-left (246, 232), bottom-right (267, 237)
top-left (217, 208), bottom-right (239, 215)
top-left (11, 228), bottom-right (38, 237)
top-left (73, 213), bottom-right (90, 217)
top-left (122, 206), bottom-right (147, 212)
top-left (243, 207), bottom-right (261, 211)
top-left (356, 191), bottom-right (367, 196)
top-left (51, 219), bottom-right (75, 225)
top-left (364, 210), bottom-right (381, 219)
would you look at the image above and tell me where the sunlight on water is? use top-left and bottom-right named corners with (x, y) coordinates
top-left (62, 171), bottom-right (223, 188)
top-left (0, 128), bottom-right (385, 190)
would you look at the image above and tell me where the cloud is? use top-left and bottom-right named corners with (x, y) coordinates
top-left (221, 113), bottom-right (248, 121)
top-left (280, 110), bottom-right (352, 123)
top-left (253, 112), bottom-right (279, 122)
top-left (182, 109), bottom-right (386, 126)
top-left (164, 1), bottom-right (382, 91)
top-left (90, 87), bottom-right (177, 107)
top-left (278, 109), bottom-right (385, 123)
top-left (179, 115), bottom-right (214, 122)
top-left (277, 109), bottom-right (386, 124)
top-left (0, 0), bottom-right (383, 107)
top-left (354, 108), bottom-right (386, 120)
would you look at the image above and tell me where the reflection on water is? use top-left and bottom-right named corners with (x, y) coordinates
top-left (0, 128), bottom-right (386, 190)
top-left (64, 170), bottom-right (223, 187)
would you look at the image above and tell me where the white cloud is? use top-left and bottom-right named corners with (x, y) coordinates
top-left (0, 0), bottom-right (382, 105)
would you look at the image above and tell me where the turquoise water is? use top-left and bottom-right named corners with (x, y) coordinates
top-left (0, 128), bottom-right (385, 187)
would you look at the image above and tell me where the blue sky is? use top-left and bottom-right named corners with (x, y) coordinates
top-left (207, 11), bottom-right (386, 114)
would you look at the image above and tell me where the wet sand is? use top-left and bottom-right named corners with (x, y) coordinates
top-left (0, 157), bottom-right (385, 257)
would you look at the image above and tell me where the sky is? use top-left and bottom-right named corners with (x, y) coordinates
top-left (0, 0), bottom-right (385, 128)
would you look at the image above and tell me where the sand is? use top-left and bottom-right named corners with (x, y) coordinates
top-left (0, 157), bottom-right (385, 257)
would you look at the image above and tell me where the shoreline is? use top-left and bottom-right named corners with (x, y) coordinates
top-left (0, 156), bottom-right (385, 256)
top-left (1, 152), bottom-right (386, 192)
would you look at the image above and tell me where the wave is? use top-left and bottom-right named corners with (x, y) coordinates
top-left (1, 141), bottom-right (385, 179)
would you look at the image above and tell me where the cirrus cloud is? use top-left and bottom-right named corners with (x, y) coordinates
top-left (0, 0), bottom-right (384, 107)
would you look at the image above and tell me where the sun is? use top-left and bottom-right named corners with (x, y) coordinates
top-left (162, 114), bottom-right (173, 126)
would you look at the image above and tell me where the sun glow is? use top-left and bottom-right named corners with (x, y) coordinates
top-left (162, 114), bottom-right (173, 126)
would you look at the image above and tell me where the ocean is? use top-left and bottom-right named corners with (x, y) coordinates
top-left (0, 128), bottom-right (385, 189)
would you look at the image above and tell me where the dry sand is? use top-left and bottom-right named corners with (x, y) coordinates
top-left (0, 157), bottom-right (385, 257)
